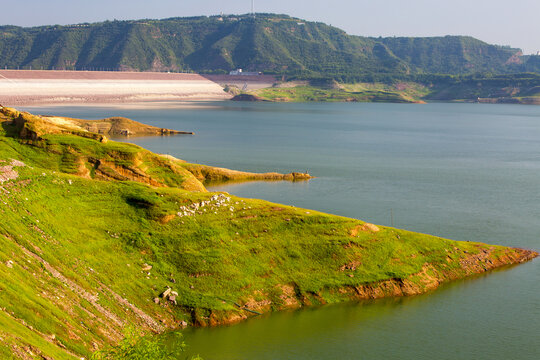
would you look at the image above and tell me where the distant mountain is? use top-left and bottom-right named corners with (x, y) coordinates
top-left (0, 14), bottom-right (533, 77)
top-left (522, 55), bottom-right (540, 73)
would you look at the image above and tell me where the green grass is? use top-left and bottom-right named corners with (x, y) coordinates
top-left (250, 77), bottom-right (540, 104)
top-left (252, 85), bottom-right (418, 103)
top-left (341, 82), bottom-right (431, 100)
top-left (91, 328), bottom-right (200, 360)
top-left (0, 108), bottom-right (531, 358)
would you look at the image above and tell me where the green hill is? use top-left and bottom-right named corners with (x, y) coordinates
top-left (378, 36), bottom-right (521, 74)
top-left (0, 14), bottom-right (528, 77)
top-left (522, 55), bottom-right (540, 72)
top-left (0, 106), bottom-right (537, 358)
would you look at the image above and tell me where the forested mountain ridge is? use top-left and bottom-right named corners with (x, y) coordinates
top-left (1, 14), bottom-right (538, 77)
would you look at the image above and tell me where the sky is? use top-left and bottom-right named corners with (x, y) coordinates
top-left (2, 0), bottom-right (539, 54)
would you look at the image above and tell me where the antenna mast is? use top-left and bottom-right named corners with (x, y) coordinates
top-left (251, 0), bottom-right (255, 17)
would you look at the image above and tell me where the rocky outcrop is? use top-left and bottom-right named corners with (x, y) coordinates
top-left (1, 106), bottom-right (193, 140)
top-left (0, 159), bottom-right (26, 183)
top-left (1, 107), bottom-right (107, 142)
top-left (158, 288), bottom-right (179, 305)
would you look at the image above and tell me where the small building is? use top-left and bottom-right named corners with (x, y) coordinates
top-left (229, 69), bottom-right (262, 76)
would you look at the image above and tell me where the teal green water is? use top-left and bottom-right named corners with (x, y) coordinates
top-left (24, 102), bottom-right (540, 359)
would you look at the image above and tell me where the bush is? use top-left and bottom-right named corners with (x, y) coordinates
top-left (91, 327), bottom-right (202, 360)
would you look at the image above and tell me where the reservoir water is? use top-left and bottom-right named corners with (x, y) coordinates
top-left (24, 102), bottom-right (540, 359)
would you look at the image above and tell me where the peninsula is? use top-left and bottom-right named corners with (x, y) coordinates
top-left (0, 106), bottom-right (536, 359)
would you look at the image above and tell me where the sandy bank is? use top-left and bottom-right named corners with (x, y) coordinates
top-left (0, 70), bottom-right (232, 106)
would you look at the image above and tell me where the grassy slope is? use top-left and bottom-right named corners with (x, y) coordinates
top-left (249, 82), bottom-right (429, 103)
top-left (244, 76), bottom-right (540, 104)
top-left (424, 76), bottom-right (540, 104)
top-left (0, 108), bottom-right (536, 359)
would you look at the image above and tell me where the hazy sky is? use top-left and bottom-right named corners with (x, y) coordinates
top-left (2, 0), bottom-right (539, 54)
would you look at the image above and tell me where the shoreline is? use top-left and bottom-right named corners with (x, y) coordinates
top-left (3, 70), bottom-right (539, 107)
top-left (198, 247), bottom-right (538, 327)
top-left (0, 93), bottom-right (231, 107)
